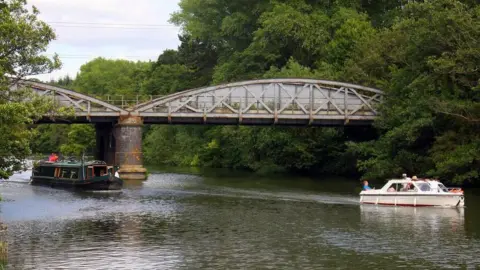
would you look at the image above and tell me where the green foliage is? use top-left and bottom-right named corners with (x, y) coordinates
top-left (171, 0), bottom-right (267, 52)
top-left (264, 58), bottom-right (320, 79)
top-left (0, 0), bottom-right (61, 179)
top-left (73, 58), bottom-right (151, 95)
top-left (196, 126), bottom-right (356, 175)
top-left (346, 0), bottom-right (480, 183)
top-left (0, 239), bottom-right (5, 270)
top-left (143, 126), bottom-right (208, 167)
top-left (0, 0), bottom-right (60, 80)
top-left (30, 125), bottom-right (69, 154)
top-left (143, 125), bottom-right (357, 175)
top-left (143, 63), bottom-right (193, 95)
top-left (59, 124), bottom-right (95, 157)
top-left (49, 75), bottom-right (74, 88)
top-left (143, 35), bottom-right (219, 94)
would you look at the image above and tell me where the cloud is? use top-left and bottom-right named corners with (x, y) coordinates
top-left (27, 0), bottom-right (182, 81)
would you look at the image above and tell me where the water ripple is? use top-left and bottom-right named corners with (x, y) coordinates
top-left (1, 171), bottom-right (480, 269)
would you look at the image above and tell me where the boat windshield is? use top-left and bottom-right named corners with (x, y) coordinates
top-left (437, 183), bottom-right (449, 192)
top-left (416, 182), bottom-right (431, 192)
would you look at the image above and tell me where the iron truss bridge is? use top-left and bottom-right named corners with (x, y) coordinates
top-left (17, 79), bottom-right (384, 126)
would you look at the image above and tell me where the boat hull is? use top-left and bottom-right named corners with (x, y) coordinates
top-left (359, 193), bottom-right (464, 208)
top-left (30, 176), bottom-right (123, 191)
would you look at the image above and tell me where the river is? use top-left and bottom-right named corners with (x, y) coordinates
top-left (1, 168), bottom-right (480, 269)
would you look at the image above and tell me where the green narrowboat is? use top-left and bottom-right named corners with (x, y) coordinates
top-left (30, 160), bottom-right (123, 191)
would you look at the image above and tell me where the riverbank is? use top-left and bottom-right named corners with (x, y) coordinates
top-left (0, 223), bottom-right (6, 270)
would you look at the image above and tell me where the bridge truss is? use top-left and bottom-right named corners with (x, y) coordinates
top-left (17, 80), bottom-right (127, 122)
top-left (133, 79), bottom-right (384, 126)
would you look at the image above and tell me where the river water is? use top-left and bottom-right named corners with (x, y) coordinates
top-left (1, 168), bottom-right (480, 269)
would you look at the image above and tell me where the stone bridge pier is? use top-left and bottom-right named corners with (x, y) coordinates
top-left (95, 115), bottom-right (147, 180)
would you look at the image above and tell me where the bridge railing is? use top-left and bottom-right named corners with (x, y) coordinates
top-left (91, 95), bottom-right (164, 109)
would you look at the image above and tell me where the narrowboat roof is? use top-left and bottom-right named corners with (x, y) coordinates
top-left (36, 160), bottom-right (110, 167)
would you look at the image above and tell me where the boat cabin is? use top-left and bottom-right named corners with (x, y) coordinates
top-left (85, 161), bottom-right (114, 178)
top-left (381, 180), bottom-right (432, 193)
top-left (33, 163), bottom-right (80, 180)
top-left (33, 160), bottom-right (115, 181)
top-left (366, 179), bottom-right (452, 194)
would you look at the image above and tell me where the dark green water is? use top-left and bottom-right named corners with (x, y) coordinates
top-left (1, 168), bottom-right (480, 269)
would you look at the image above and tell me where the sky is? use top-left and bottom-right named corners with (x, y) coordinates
top-left (28, 0), bottom-right (182, 81)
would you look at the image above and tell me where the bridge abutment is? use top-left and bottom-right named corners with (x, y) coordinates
top-left (114, 115), bottom-right (147, 180)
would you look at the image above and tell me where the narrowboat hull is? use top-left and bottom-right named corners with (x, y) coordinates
top-left (30, 176), bottom-right (123, 191)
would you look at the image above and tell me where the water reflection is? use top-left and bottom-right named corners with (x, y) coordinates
top-left (323, 205), bottom-right (476, 269)
top-left (360, 205), bottom-right (465, 234)
top-left (7, 214), bottom-right (187, 269)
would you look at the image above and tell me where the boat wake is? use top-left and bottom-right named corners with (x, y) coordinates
top-left (192, 186), bottom-right (360, 206)
top-left (2, 179), bottom-right (30, 184)
top-left (3, 170), bottom-right (32, 184)
top-left (83, 190), bottom-right (123, 194)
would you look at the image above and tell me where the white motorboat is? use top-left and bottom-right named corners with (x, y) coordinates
top-left (359, 176), bottom-right (465, 208)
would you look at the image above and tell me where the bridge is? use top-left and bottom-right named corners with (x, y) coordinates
top-left (16, 78), bottom-right (384, 180)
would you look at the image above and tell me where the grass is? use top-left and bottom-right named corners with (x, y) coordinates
top-left (0, 241), bottom-right (6, 270)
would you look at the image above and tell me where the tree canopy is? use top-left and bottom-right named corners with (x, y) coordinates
top-left (346, 0), bottom-right (480, 183)
top-left (74, 58), bottom-right (151, 96)
top-left (0, 0), bottom-right (61, 179)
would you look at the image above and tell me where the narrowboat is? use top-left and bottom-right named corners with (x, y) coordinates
top-left (30, 160), bottom-right (123, 191)
top-left (359, 175), bottom-right (464, 208)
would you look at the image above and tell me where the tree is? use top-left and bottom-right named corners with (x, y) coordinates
top-left (59, 124), bottom-right (95, 157)
top-left (49, 75), bottom-right (74, 88)
top-left (30, 125), bottom-right (69, 154)
top-left (0, 0), bottom-right (61, 179)
top-left (73, 58), bottom-right (151, 96)
top-left (347, 0), bottom-right (480, 183)
top-left (143, 35), bottom-right (219, 95)
top-left (142, 63), bottom-right (193, 95)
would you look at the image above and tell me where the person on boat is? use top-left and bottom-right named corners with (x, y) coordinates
top-left (362, 180), bottom-right (372, 190)
top-left (401, 182), bottom-right (414, 191)
top-left (100, 170), bottom-right (106, 176)
top-left (48, 152), bottom-right (58, 162)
